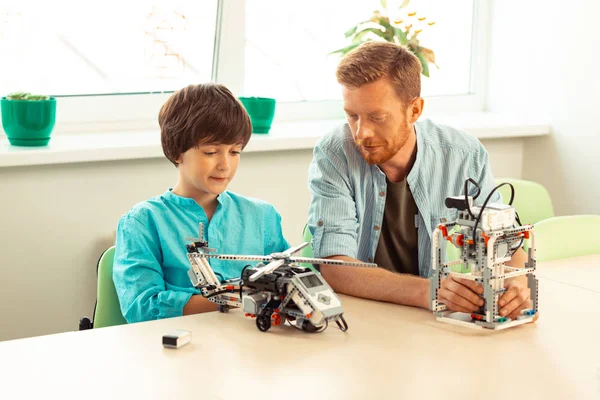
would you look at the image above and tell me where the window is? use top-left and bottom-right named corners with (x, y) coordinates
top-left (244, 0), bottom-right (476, 102)
top-left (0, 0), bottom-right (487, 131)
top-left (0, 1), bottom-right (218, 96)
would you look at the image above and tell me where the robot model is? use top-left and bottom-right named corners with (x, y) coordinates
top-left (185, 224), bottom-right (377, 333)
top-left (429, 180), bottom-right (539, 330)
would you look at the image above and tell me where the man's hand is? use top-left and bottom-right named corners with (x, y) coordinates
top-left (438, 276), bottom-right (485, 313)
top-left (499, 277), bottom-right (537, 320)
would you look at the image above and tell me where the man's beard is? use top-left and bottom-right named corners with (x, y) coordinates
top-left (355, 126), bottom-right (410, 165)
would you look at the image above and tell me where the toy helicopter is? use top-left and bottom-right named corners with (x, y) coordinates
top-left (429, 179), bottom-right (539, 330)
top-left (185, 224), bottom-right (377, 333)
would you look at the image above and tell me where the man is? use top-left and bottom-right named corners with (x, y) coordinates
top-left (307, 42), bottom-right (533, 320)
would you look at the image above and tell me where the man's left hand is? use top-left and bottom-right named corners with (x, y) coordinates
top-left (498, 278), bottom-right (538, 321)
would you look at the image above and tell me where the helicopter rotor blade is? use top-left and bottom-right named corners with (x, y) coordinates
top-left (290, 257), bottom-right (378, 268)
top-left (199, 254), bottom-right (273, 263)
top-left (248, 259), bottom-right (286, 282)
top-left (281, 242), bottom-right (310, 257)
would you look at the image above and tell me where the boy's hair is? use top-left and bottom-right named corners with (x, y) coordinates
top-left (159, 83), bottom-right (252, 166)
top-left (336, 42), bottom-right (421, 104)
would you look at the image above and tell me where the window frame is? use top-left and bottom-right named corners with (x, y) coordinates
top-left (50, 0), bottom-right (491, 133)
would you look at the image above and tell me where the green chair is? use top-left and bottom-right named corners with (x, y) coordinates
top-left (533, 215), bottom-right (600, 262)
top-left (300, 225), bottom-right (316, 270)
top-left (494, 178), bottom-right (554, 225)
top-left (301, 224), bottom-right (313, 258)
top-left (79, 246), bottom-right (127, 330)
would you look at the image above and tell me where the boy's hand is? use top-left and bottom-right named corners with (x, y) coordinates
top-left (499, 277), bottom-right (538, 321)
top-left (438, 276), bottom-right (484, 313)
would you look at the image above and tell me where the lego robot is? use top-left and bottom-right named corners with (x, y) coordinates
top-left (185, 224), bottom-right (377, 333)
top-left (429, 180), bottom-right (539, 330)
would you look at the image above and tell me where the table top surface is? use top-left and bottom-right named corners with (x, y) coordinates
top-left (1, 256), bottom-right (599, 400)
top-left (536, 254), bottom-right (600, 293)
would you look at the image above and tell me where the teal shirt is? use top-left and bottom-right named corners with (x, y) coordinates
top-left (113, 190), bottom-right (290, 323)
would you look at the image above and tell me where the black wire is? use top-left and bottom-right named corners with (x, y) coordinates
top-left (239, 264), bottom-right (253, 303)
top-left (515, 211), bottom-right (522, 227)
top-left (336, 315), bottom-right (349, 332)
top-left (291, 319), bottom-right (328, 333)
top-left (510, 237), bottom-right (524, 257)
top-left (464, 178), bottom-right (481, 219)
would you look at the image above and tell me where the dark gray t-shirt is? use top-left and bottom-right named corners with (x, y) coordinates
top-left (374, 178), bottom-right (420, 275)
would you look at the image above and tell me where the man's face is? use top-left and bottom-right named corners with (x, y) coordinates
top-left (176, 143), bottom-right (242, 197)
top-left (342, 78), bottom-right (415, 165)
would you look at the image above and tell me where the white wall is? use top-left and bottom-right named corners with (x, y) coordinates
top-left (487, 0), bottom-right (600, 216)
top-left (0, 138), bottom-right (523, 341)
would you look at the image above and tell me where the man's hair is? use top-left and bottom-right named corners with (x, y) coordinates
top-left (336, 42), bottom-right (421, 103)
top-left (159, 83), bottom-right (252, 166)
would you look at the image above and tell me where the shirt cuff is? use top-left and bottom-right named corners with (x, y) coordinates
top-left (157, 291), bottom-right (194, 319)
top-left (313, 230), bottom-right (358, 260)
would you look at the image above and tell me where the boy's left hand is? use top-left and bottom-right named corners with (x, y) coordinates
top-left (498, 277), bottom-right (538, 321)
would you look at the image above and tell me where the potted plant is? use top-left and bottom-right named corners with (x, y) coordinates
top-left (238, 97), bottom-right (277, 134)
top-left (330, 0), bottom-right (437, 77)
top-left (1, 91), bottom-right (57, 146)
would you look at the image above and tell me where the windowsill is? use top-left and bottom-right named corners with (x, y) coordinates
top-left (0, 112), bottom-right (551, 168)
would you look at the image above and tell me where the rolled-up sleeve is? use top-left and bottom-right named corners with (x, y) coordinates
top-left (113, 215), bottom-right (193, 323)
top-left (307, 141), bottom-right (359, 259)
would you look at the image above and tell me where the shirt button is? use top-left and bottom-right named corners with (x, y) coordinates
top-left (152, 308), bottom-right (159, 316)
top-left (441, 218), bottom-right (447, 223)
top-left (374, 225), bottom-right (380, 231)
top-left (317, 219), bottom-right (324, 227)
top-left (379, 191), bottom-right (385, 197)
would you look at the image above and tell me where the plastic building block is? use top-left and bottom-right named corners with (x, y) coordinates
top-left (429, 182), bottom-right (539, 330)
top-left (185, 223), bottom-right (377, 333)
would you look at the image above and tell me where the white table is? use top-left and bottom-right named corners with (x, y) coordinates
top-left (1, 258), bottom-right (599, 400)
top-left (536, 254), bottom-right (600, 292)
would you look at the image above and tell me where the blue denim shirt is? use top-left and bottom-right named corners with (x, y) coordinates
top-left (307, 118), bottom-right (500, 277)
top-left (114, 190), bottom-right (290, 323)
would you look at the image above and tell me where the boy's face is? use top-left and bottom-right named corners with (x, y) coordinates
top-left (176, 143), bottom-right (243, 197)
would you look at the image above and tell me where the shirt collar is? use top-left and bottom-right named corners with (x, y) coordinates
top-left (162, 189), bottom-right (230, 207)
top-left (407, 121), bottom-right (423, 187)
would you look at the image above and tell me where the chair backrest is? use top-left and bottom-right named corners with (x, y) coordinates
top-left (301, 224), bottom-right (313, 257)
top-left (299, 225), bottom-right (317, 270)
top-left (494, 178), bottom-right (554, 224)
top-left (533, 215), bottom-right (600, 262)
top-left (94, 246), bottom-right (127, 328)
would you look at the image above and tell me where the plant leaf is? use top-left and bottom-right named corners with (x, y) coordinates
top-left (380, 0), bottom-right (387, 9)
top-left (344, 25), bottom-right (359, 38)
top-left (393, 27), bottom-right (408, 45)
top-left (352, 27), bottom-right (387, 43)
top-left (415, 51), bottom-right (430, 77)
top-left (420, 47), bottom-right (437, 67)
top-left (328, 42), bottom-right (363, 56)
top-left (398, 0), bottom-right (410, 8)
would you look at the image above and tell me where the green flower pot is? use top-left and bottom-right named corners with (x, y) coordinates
top-left (239, 97), bottom-right (276, 134)
top-left (1, 97), bottom-right (57, 146)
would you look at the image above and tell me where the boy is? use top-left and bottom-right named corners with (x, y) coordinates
top-left (113, 83), bottom-right (290, 323)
